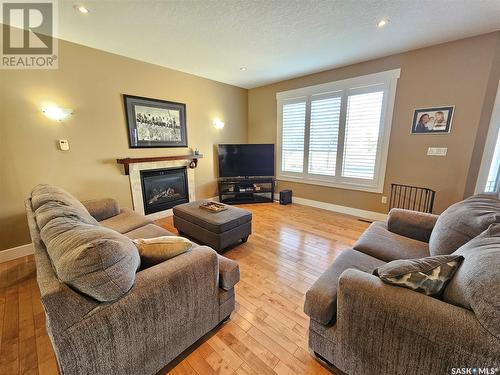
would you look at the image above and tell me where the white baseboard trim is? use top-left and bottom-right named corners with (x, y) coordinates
top-left (274, 193), bottom-right (387, 221)
top-left (0, 243), bottom-right (34, 263)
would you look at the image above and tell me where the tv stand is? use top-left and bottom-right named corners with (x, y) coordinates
top-left (218, 177), bottom-right (275, 204)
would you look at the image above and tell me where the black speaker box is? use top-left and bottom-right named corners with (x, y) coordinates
top-left (279, 190), bottom-right (292, 205)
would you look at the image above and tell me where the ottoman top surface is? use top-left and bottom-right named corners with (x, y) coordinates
top-left (173, 201), bottom-right (252, 233)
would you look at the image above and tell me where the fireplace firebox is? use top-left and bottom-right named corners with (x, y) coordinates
top-left (140, 167), bottom-right (189, 214)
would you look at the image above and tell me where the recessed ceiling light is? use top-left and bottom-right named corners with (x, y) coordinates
top-left (377, 18), bottom-right (389, 28)
top-left (239, 67), bottom-right (247, 71)
top-left (75, 5), bottom-right (89, 14)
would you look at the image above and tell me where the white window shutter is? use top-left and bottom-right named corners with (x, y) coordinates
top-left (308, 97), bottom-right (341, 176)
top-left (276, 69), bottom-right (400, 192)
top-left (281, 101), bottom-right (306, 173)
top-left (342, 91), bottom-right (384, 180)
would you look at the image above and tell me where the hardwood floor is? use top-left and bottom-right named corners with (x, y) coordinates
top-left (0, 202), bottom-right (369, 375)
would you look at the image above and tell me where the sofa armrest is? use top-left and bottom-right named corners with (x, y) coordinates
top-left (387, 208), bottom-right (438, 243)
top-left (39, 273), bottom-right (100, 333)
top-left (335, 269), bottom-right (499, 373)
top-left (217, 254), bottom-right (240, 290)
top-left (52, 246), bottom-right (221, 374)
top-left (81, 198), bottom-right (120, 221)
top-left (304, 261), bottom-right (338, 325)
top-left (32, 234), bottom-right (100, 334)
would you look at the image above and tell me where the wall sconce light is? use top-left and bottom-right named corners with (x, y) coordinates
top-left (42, 106), bottom-right (73, 121)
top-left (213, 118), bottom-right (225, 130)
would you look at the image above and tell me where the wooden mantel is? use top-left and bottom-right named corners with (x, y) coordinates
top-left (117, 154), bottom-right (203, 175)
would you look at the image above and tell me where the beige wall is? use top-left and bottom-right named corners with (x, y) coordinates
top-left (2, 32), bottom-right (499, 251)
top-left (0, 39), bottom-right (248, 251)
top-left (248, 32), bottom-right (500, 215)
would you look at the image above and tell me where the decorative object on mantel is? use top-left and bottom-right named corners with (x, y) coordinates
top-left (411, 106), bottom-right (454, 134)
top-left (123, 94), bottom-right (188, 148)
top-left (116, 154), bottom-right (203, 175)
top-left (199, 201), bottom-right (228, 213)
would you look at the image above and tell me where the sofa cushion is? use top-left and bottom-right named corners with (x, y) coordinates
top-left (100, 208), bottom-right (153, 234)
top-left (173, 201), bottom-right (251, 234)
top-left (429, 194), bottom-right (500, 256)
top-left (387, 209), bottom-right (438, 243)
top-left (374, 255), bottom-right (463, 297)
top-left (353, 221), bottom-right (429, 262)
top-left (31, 185), bottom-right (140, 302)
top-left (39, 216), bottom-right (140, 302)
top-left (31, 184), bottom-right (97, 224)
top-left (133, 236), bottom-right (192, 268)
top-left (443, 224), bottom-right (500, 339)
top-left (124, 223), bottom-right (176, 239)
top-left (82, 198), bottom-right (120, 221)
top-left (304, 249), bottom-right (385, 325)
top-left (35, 200), bottom-right (98, 228)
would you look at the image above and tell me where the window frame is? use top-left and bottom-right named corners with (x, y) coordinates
top-left (475, 79), bottom-right (500, 194)
top-left (276, 69), bottom-right (400, 193)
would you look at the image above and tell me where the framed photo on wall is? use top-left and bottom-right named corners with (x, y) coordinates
top-left (124, 94), bottom-right (187, 148)
top-left (411, 106), bottom-right (454, 134)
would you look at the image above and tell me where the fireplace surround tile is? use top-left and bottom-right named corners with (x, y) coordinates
top-left (129, 160), bottom-right (195, 220)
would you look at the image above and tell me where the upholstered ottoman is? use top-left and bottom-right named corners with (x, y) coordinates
top-left (173, 201), bottom-right (251, 252)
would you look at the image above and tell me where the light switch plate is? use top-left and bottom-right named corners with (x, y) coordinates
top-left (427, 147), bottom-right (447, 156)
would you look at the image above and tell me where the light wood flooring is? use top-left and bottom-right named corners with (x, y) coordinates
top-left (0, 202), bottom-right (369, 374)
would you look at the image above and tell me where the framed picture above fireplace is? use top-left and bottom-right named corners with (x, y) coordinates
top-left (124, 94), bottom-right (187, 148)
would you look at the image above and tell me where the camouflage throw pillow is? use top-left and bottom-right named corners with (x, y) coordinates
top-left (373, 255), bottom-right (463, 297)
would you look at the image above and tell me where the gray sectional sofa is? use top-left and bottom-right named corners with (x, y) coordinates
top-left (25, 184), bottom-right (240, 375)
top-left (304, 194), bottom-right (500, 375)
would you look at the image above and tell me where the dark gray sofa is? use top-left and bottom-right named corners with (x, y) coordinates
top-left (304, 194), bottom-right (500, 375)
top-left (25, 184), bottom-right (240, 375)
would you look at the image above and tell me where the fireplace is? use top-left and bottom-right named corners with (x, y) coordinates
top-left (140, 167), bottom-right (189, 214)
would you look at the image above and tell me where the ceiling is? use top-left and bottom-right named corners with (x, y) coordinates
top-left (57, 0), bottom-right (500, 89)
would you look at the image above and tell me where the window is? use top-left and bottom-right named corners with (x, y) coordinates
top-left (308, 96), bottom-right (341, 176)
top-left (281, 101), bottom-right (306, 173)
top-left (476, 80), bottom-right (500, 194)
top-left (483, 130), bottom-right (500, 193)
top-left (342, 90), bottom-right (384, 180)
top-left (276, 69), bottom-right (400, 193)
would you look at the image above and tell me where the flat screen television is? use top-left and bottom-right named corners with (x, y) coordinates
top-left (218, 144), bottom-right (275, 178)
